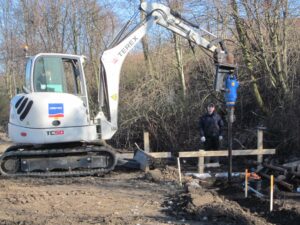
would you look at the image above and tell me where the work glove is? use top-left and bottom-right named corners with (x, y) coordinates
top-left (200, 136), bottom-right (206, 142)
top-left (219, 136), bottom-right (223, 141)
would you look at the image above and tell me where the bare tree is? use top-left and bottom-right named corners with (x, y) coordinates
top-left (140, 0), bottom-right (154, 77)
top-left (229, 0), bottom-right (296, 113)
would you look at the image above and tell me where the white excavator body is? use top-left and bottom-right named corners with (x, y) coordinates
top-left (8, 53), bottom-right (98, 144)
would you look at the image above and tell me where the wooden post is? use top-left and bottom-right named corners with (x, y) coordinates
top-left (177, 157), bottom-right (182, 186)
top-left (270, 175), bottom-right (274, 212)
top-left (245, 169), bottom-right (248, 198)
top-left (257, 128), bottom-right (263, 169)
top-left (198, 150), bottom-right (205, 173)
top-left (143, 131), bottom-right (150, 171)
top-left (143, 131), bottom-right (150, 152)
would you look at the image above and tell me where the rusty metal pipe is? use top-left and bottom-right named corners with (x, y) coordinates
top-left (263, 163), bottom-right (300, 177)
top-left (258, 172), bottom-right (294, 192)
top-left (263, 163), bottom-right (287, 173)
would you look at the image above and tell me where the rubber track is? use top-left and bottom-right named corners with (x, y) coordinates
top-left (0, 145), bottom-right (117, 177)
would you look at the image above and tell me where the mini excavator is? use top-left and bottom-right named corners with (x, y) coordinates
top-left (0, 2), bottom-right (236, 176)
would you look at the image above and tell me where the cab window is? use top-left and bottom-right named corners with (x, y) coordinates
top-left (33, 56), bottom-right (81, 94)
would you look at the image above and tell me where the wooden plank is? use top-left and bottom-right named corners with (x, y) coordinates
top-left (118, 149), bottom-right (275, 159)
top-left (179, 149), bottom-right (275, 158)
top-left (148, 152), bottom-right (172, 158)
top-left (117, 152), bottom-right (171, 159)
top-left (116, 153), bottom-right (134, 159)
top-left (205, 162), bottom-right (220, 168)
top-left (234, 149), bottom-right (275, 156)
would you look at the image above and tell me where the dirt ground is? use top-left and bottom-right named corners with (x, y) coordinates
top-left (0, 170), bottom-right (190, 225)
top-left (0, 137), bottom-right (197, 225)
top-left (0, 136), bottom-right (300, 225)
top-left (168, 177), bottom-right (300, 225)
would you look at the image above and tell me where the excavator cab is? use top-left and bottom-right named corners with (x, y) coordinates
top-left (25, 55), bottom-right (84, 95)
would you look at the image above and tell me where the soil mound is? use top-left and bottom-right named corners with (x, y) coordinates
top-left (165, 179), bottom-right (270, 225)
top-left (145, 166), bottom-right (180, 183)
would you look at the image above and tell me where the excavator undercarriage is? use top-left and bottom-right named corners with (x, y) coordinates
top-left (0, 143), bottom-right (117, 177)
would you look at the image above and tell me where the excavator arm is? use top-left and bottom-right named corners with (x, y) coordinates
top-left (96, 2), bottom-right (236, 140)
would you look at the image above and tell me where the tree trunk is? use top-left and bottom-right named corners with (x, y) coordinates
top-left (173, 34), bottom-right (186, 99)
top-left (231, 0), bottom-right (267, 113)
top-left (140, 0), bottom-right (153, 76)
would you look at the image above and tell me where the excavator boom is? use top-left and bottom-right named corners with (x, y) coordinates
top-left (97, 2), bottom-right (236, 140)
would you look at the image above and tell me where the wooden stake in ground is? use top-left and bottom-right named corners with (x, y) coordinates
top-left (245, 169), bottom-right (248, 198)
top-left (143, 131), bottom-right (150, 152)
top-left (257, 128), bottom-right (264, 170)
top-left (143, 131), bottom-right (150, 171)
top-left (177, 157), bottom-right (182, 186)
top-left (198, 150), bottom-right (205, 173)
top-left (270, 175), bottom-right (274, 212)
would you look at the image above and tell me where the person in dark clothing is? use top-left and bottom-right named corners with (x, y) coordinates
top-left (199, 103), bottom-right (224, 163)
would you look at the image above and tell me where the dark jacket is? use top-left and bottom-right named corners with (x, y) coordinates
top-left (199, 112), bottom-right (224, 137)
